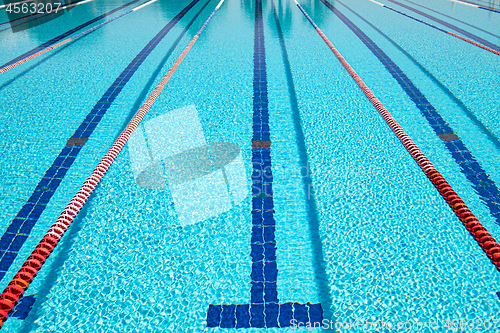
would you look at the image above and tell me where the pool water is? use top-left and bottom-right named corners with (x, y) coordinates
top-left (0, 0), bottom-right (500, 331)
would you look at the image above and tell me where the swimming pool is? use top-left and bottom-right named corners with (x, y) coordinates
top-left (0, 0), bottom-right (499, 331)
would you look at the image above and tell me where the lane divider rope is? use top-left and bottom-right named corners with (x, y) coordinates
top-left (293, 0), bottom-right (500, 272)
top-left (446, 31), bottom-right (500, 54)
top-left (0, 0), bottom-right (226, 328)
top-left (402, 0), bottom-right (500, 41)
top-left (0, 0), bottom-right (158, 74)
top-left (323, 0), bottom-right (500, 225)
top-left (0, 0), bottom-right (202, 282)
top-left (368, 0), bottom-right (500, 56)
top-left (450, 0), bottom-right (480, 7)
top-left (0, 0), bottom-right (142, 68)
top-left (382, 0), bottom-right (500, 52)
top-left (449, 0), bottom-right (500, 13)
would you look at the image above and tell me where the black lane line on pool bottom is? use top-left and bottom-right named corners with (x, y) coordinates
top-left (384, 0), bottom-right (500, 51)
top-left (320, 0), bottom-right (500, 224)
top-left (10, 295), bottom-right (35, 320)
top-left (455, 0), bottom-right (500, 13)
top-left (206, 0), bottom-right (322, 329)
top-left (0, 0), bottom-right (142, 68)
top-left (0, 0), bottom-right (202, 282)
top-left (335, 0), bottom-right (500, 152)
top-left (401, 0), bottom-right (500, 40)
top-left (116, 0), bottom-right (213, 135)
top-left (270, 0), bottom-right (335, 329)
top-left (5, 2), bottom-right (214, 325)
top-left (466, 0), bottom-right (500, 9)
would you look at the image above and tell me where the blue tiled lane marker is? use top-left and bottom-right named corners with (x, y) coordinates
top-left (10, 295), bottom-right (36, 320)
top-left (0, 0), bottom-right (202, 282)
top-left (441, 0), bottom-right (500, 14)
top-left (403, 0), bottom-right (500, 40)
top-left (0, 0), bottom-right (143, 68)
top-left (384, 0), bottom-right (500, 52)
top-left (335, 0), bottom-right (500, 151)
top-left (319, 0), bottom-right (500, 224)
top-left (206, 0), bottom-right (323, 328)
top-left (270, 0), bottom-right (335, 328)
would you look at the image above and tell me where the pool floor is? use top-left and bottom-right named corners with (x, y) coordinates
top-left (0, 0), bottom-right (500, 331)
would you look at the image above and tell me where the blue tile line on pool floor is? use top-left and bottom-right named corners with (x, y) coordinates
top-left (319, 0), bottom-right (500, 224)
top-left (269, 0), bottom-right (335, 328)
top-left (0, 0), bottom-right (202, 282)
top-left (336, 0), bottom-right (500, 152)
top-left (402, 0), bottom-right (500, 40)
top-left (450, 0), bottom-right (500, 13)
top-left (206, 0), bottom-right (323, 328)
top-left (10, 295), bottom-right (36, 320)
top-left (384, 0), bottom-right (500, 52)
top-left (0, 0), bottom-right (143, 68)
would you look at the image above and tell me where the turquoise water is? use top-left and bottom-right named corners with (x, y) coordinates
top-left (0, 0), bottom-right (500, 331)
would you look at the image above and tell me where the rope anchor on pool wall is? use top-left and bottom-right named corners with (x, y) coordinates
top-left (128, 105), bottom-right (248, 226)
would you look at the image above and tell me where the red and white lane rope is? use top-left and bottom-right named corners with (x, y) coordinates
top-left (0, 0), bottom-right (226, 328)
top-left (449, 0), bottom-right (500, 13)
top-left (446, 31), bottom-right (500, 55)
top-left (293, 0), bottom-right (500, 270)
top-left (367, 0), bottom-right (500, 56)
top-left (0, 0), bottom-right (159, 74)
